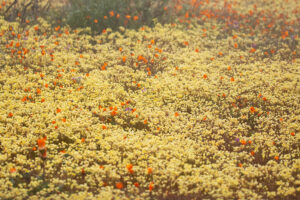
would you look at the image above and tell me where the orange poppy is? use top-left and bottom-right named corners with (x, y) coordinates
top-left (116, 182), bottom-right (123, 189)
top-left (149, 182), bottom-right (154, 191)
top-left (250, 48), bottom-right (256, 53)
top-left (9, 167), bottom-right (16, 173)
top-left (37, 138), bottom-right (46, 150)
top-left (8, 112), bottom-right (13, 117)
top-left (122, 56), bottom-right (126, 63)
top-left (109, 11), bottom-right (114, 17)
top-left (133, 16), bottom-right (139, 21)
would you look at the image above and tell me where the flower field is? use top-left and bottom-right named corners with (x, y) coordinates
top-left (0, 0), bottom-right (299, 199)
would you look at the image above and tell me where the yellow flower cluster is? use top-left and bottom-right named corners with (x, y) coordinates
top-left (0, 0), bottom-right (299, 199)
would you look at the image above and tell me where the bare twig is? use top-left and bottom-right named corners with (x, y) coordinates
top-left (21, 1), bottom-right (33, 23)
top-left (5, 0), bottom-right (18, 14)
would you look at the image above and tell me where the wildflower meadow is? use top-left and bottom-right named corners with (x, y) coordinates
top-left (0, 0), bottom-right (299, 199)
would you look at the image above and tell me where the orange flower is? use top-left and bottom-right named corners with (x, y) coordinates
top-left (125, 15), bottom-right (131, 20)
top-left (241, 140), bottom-right (246, 145)
top-left (234, 43), bottom-right (238, 48)
top-left (126, 164), bottom-right (133, 170)
top-left (37, 138), bottom-right (46, 150)
top-left (144, 120), bottom-right (148, 124)
top-left (36, 88), bottom-right (41, 94)
top-left (9, 167), bottom-right (16, 173)
top-left (230, 77), bottom-right (235, 82)
top-left (21, 96), bottom-right (27, 102)
top-left (7, 112), bottom-right (13, 118)
top-left (290, 132), bottom-right (295, 136)
top-left (279, 118), bottom-right (283, 122)
top-left (102, 125), bottom-right (107, 130)
top-left (147, 167), bottom-right (153, 174)
top-left (203, 74), bottom-right (207, 79)
top-left (133, 16), bottom-right (139, 21)
top-left (250, 48), bottom-right (256, 53)
top-left (274, 156), bottom-right (279, 160)
top-left (134, 182), bottom-right (139, 187)
top-left (56, 108), bottom-right (61, 113)
top-left (109, 11), bottom-right (114, 17)
top-left (62, 118), bottom-right (66, 122)
top-left (55, 26), bottom-right (60, 31)
top-left (175, 112), bottom-right (179, 117)
top-left (94, 19), bottom-right (98, 23)
top-left (81, 138), bottom-right (85, 143)
top-left (122, 56), bottom-right (126, 63)
top-left (149, 182), bottom-right (154, 191)
top-left (250, 151), bottom-right (255, 156)
top-left (126, 164), bottom-right (134, 174)
top-left (111, 110), bottom-right (117, 116)
top-left (250, 106), bottom-right (255, 113)
top-left (116, 182), bottom-right (123, 189)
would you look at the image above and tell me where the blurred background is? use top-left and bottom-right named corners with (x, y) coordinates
top-left (0, 0), bottom-right (192, 32)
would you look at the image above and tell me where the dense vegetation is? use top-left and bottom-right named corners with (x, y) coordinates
top-left (0, 0), bottom-right (299, 199)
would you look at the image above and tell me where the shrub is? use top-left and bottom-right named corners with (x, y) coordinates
top-left (0, 0), bottom-right (66, 24)
top-left (64, 0), bottom-right (172, 32)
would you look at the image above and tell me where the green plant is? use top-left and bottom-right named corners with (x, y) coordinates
top-left (64, 0), bottom-right (172, 33)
